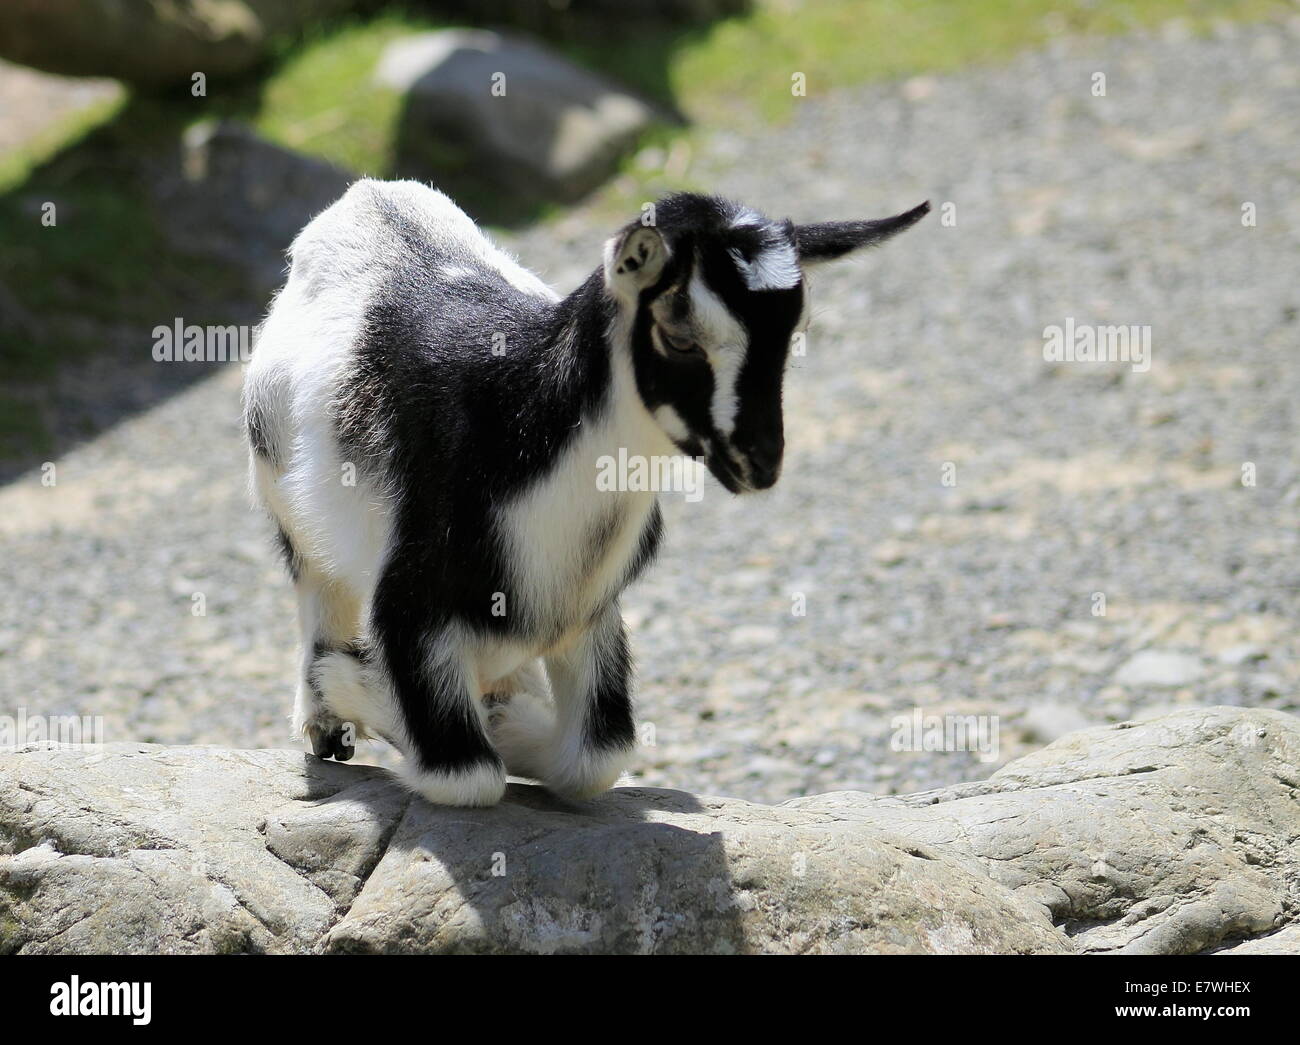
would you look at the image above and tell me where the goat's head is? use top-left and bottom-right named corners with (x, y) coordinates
top-left (603, 192), bottom-right (928, 493)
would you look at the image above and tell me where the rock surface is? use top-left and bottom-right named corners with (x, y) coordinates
top-left (376, 30), bottom-right (655, 204)
top-left (0, 0), bottom-right (360, 86)
top-left (2, 707), bottom-right (1295, 954)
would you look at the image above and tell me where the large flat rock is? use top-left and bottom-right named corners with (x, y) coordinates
top-left (1, 707), bottom-right (1296, 953)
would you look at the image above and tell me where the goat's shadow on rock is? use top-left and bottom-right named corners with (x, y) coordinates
top-left (305, 755), bottom-right (748, 954)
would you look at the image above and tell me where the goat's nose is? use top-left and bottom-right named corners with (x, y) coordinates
top-left (737, 432), bottom-right (784, 483)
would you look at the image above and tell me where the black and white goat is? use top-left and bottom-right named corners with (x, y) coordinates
top-left (243, 179), bottom-right (927, 806)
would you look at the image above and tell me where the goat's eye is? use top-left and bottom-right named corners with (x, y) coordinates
top-left (661, 330), bottom-right (703, 356)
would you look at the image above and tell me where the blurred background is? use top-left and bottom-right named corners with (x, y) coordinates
top-left (0, 0), bottom-right (1297, 803)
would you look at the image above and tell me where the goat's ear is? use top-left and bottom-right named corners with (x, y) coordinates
top-left (604, 224), bottom-right (669, 296)
top-left (794, 201), bottom-right (930, 264)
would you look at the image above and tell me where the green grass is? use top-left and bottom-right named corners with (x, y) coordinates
top-left (249, 14), bottom-right (415, 175)
top-left (0, 394), bottom-right (50, 458)
top-left (0, 145), bottom-right (249, 380)
top-left (566, 0), bottom-right (1292, 125)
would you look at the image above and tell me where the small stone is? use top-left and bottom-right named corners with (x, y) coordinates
top-left (1217, 644), bottom-right (1267, 667)
top-left (871, 539), bottom-right (908, 566)
top-left (1019, 702), bottom-right (1093, 743)
top-left (901, 76), bottom-right (938, 102)
top-left (1247, 673), bottom-right (1285, 698)
top-left (1114, 650), bottom-right (1205, 688)
top-left (731, 625), bottom-right (780, 647)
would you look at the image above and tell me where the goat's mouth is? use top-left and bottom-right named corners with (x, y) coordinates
top-left (705, 447), bottom-right (750, 494)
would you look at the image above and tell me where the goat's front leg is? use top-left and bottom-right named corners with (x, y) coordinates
top-left (373, 566), bottom-right (506, 806)
top-left (542, 603), bottom-right (637, 799)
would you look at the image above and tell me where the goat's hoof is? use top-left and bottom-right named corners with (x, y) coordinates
top-left (399, 759), bottom-right (506, 807)
top-left (543, 744), bottom-right (633, 801)
top-left (308, 722), bottom-right (355, 762)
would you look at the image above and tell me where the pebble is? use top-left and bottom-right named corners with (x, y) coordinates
top-left (1114, 651), bottom-right (1207, 689)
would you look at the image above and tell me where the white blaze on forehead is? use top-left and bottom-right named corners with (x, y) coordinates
top-left (727, 239), bottom-right (801, 291)
top-left (728, 210), bottom-right (801, 291)
top-left (688, 274), bottom-right (749, 436)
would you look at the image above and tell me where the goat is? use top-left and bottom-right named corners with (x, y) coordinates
top-left (243, 179), bottom-right (927, 806)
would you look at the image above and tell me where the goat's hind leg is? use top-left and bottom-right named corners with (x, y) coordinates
top-left (285, 534), bottom-right (364, 761)
top-left (484, 659), bottom-right (555, 781)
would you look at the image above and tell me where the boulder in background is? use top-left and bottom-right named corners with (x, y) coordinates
top-left (375, 30), bottom-right (657, 209)
top-left (157, 119), bottom-right (354, 298)
top-left (0, 0), bottom-right (362, 87)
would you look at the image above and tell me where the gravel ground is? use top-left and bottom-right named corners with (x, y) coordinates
top-left (2, 19), bottom-right (1299, 804)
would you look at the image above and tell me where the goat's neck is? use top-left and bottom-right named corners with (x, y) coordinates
top-left (540, 271), bottom-right (673, 462)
